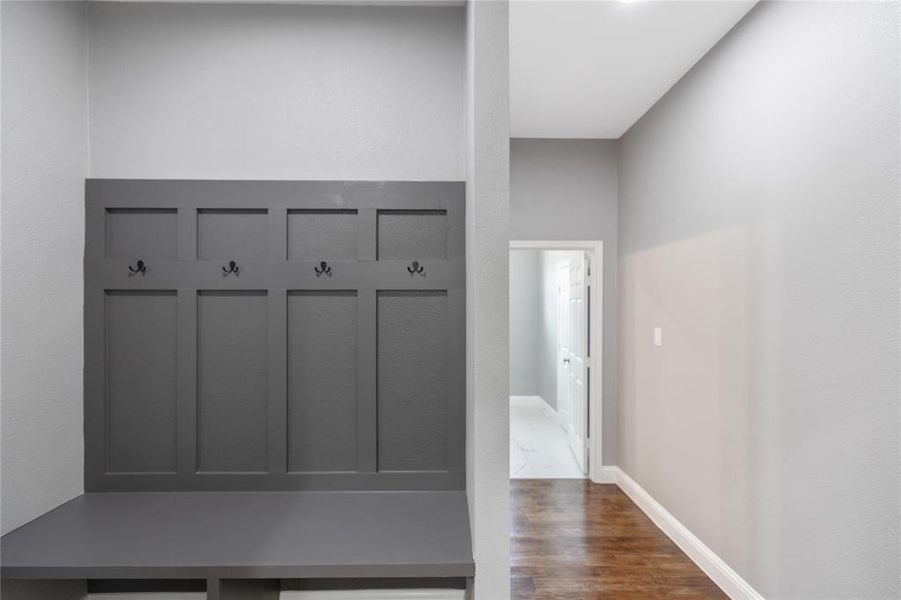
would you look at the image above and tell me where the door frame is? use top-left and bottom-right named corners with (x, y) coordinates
top-left (509, 240), bottom-right (604, 482)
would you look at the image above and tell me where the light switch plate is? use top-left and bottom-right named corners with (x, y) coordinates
top-left (653, 327), bottom-right (663, 347)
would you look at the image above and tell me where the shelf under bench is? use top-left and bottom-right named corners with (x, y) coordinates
top-left (0, 490), bottom-right (474, 581)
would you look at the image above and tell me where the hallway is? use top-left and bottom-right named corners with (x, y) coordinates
top-left (510, 479), bottom-right (727, 599)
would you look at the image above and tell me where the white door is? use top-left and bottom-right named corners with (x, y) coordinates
top-left (557, 253), bottom-right (588, 473)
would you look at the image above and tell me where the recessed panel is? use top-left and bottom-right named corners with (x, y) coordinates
top-left (288, 210), bottom-right (358, 260)
top-left (287, 291), bottom-right (358, 472)
top-left (107, 209), bottom-right (177, 260)
top-left (106, 291), bottom-right (178, 473)
top-left (197, 291), bottom-right (268, 472)
top-left (86, 180), bottom-right (466, 492)
top-left (377, 291), bottom-right (448, 471)
top-left (377, 210), bottom-right (447, 260)
top-left (197, 209), bottom-right (268, 260)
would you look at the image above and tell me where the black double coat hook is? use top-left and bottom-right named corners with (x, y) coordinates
top-left (407, 260), bottom-right (425, 276)
top-left (128, 260), bottom-right (146, 275)
top-left (314, 261), bottom-right (333, 277)
top-left (222, 260), bottom-right (240, 276)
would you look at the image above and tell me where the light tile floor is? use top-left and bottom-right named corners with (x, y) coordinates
top-left (510, 396), bottom-right (585, 479)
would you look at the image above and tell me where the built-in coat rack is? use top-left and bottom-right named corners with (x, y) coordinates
top-left (86, 179), bottom-right (464, 494)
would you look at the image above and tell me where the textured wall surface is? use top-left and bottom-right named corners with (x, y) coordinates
top-left (618, 2), bottom-right (900, 597)
top-left (1, 1), bottom-right (87, 536)
top-left (465, 1), bottom-right (510, 598)
top-left (510, 139), bottom-right (619, 464)
top-left (509, 250), bottom-right (540, 396)
top-left (0, 3), bottom-right (88, 599)
top-left (88, 2), bottom-right (465, 180)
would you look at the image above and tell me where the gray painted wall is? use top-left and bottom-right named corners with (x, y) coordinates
top-left (1, 1), bottom-right (87, 535)
top-left (2, 0), bottom-right (468, 523)
top-left (465, 1), bottom-right (511, 597)
top-left (618, 2), bottom-right (900, 598)
top-left (537, 253), bottom-right (555, 409)
top-left (509, 250), bottom-right (540, 396)
top-left (510, 139), bottom-right (618, 463)
top-left (2, 0), bottom-right (493, 592)
top-left (1, 3), bottom-right (88, 599)
top-left (87, 2), bottom-right (465, 180)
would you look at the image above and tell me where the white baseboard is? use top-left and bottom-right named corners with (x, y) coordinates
top-left (604, 467), bottom-right (764, 600)
top-left (592, 465), bottom-right (619, 484)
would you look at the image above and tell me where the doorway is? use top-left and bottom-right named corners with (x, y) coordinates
top-left (509, 241), bottom-right (602, 480)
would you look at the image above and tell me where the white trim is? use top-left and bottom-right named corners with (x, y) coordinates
top-left (281, 590), bottom-right (465, 600)
top-left (604, 467), bottom-right (765, 600)
top-left (510, 240), bottom-right (602, 250)
top-left (510, 240), bottom-right (604, 483)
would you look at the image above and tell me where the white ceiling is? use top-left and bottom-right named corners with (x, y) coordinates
top-left (510, 0), bottom-right (757, 139)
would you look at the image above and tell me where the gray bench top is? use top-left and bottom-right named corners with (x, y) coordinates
top-left (0, 491), bottom-right (474, 580)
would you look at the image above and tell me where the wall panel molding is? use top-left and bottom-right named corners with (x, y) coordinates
top-left (84, 180), bottom-right (465, 492)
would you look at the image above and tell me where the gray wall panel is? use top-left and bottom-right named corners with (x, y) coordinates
top-left (267, 290), bottom-right (288, 475)
top-left (107, 208), bottom-right (178, 260)
top-left (197, 291), bottom-right (269, 473)
top-left (198, 209), bottom-right (268, 260)
top-left (508, 250), bottom-right (540, 396)
top-left (377, 210), bottom-right (447, 260)
top-left (288, 291), bottom-right (358, 472)
top-left (288, 210), bottom-right (358, 260)
top-left (377, 291), bottom-right (448, 472)
top-left (85, 180), bottom-right (465, 492)
top-left (106, 290), bottom-right (178, 473)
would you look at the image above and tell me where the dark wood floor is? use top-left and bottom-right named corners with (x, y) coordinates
top-left (511, 479), bottom-right (728, 600)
